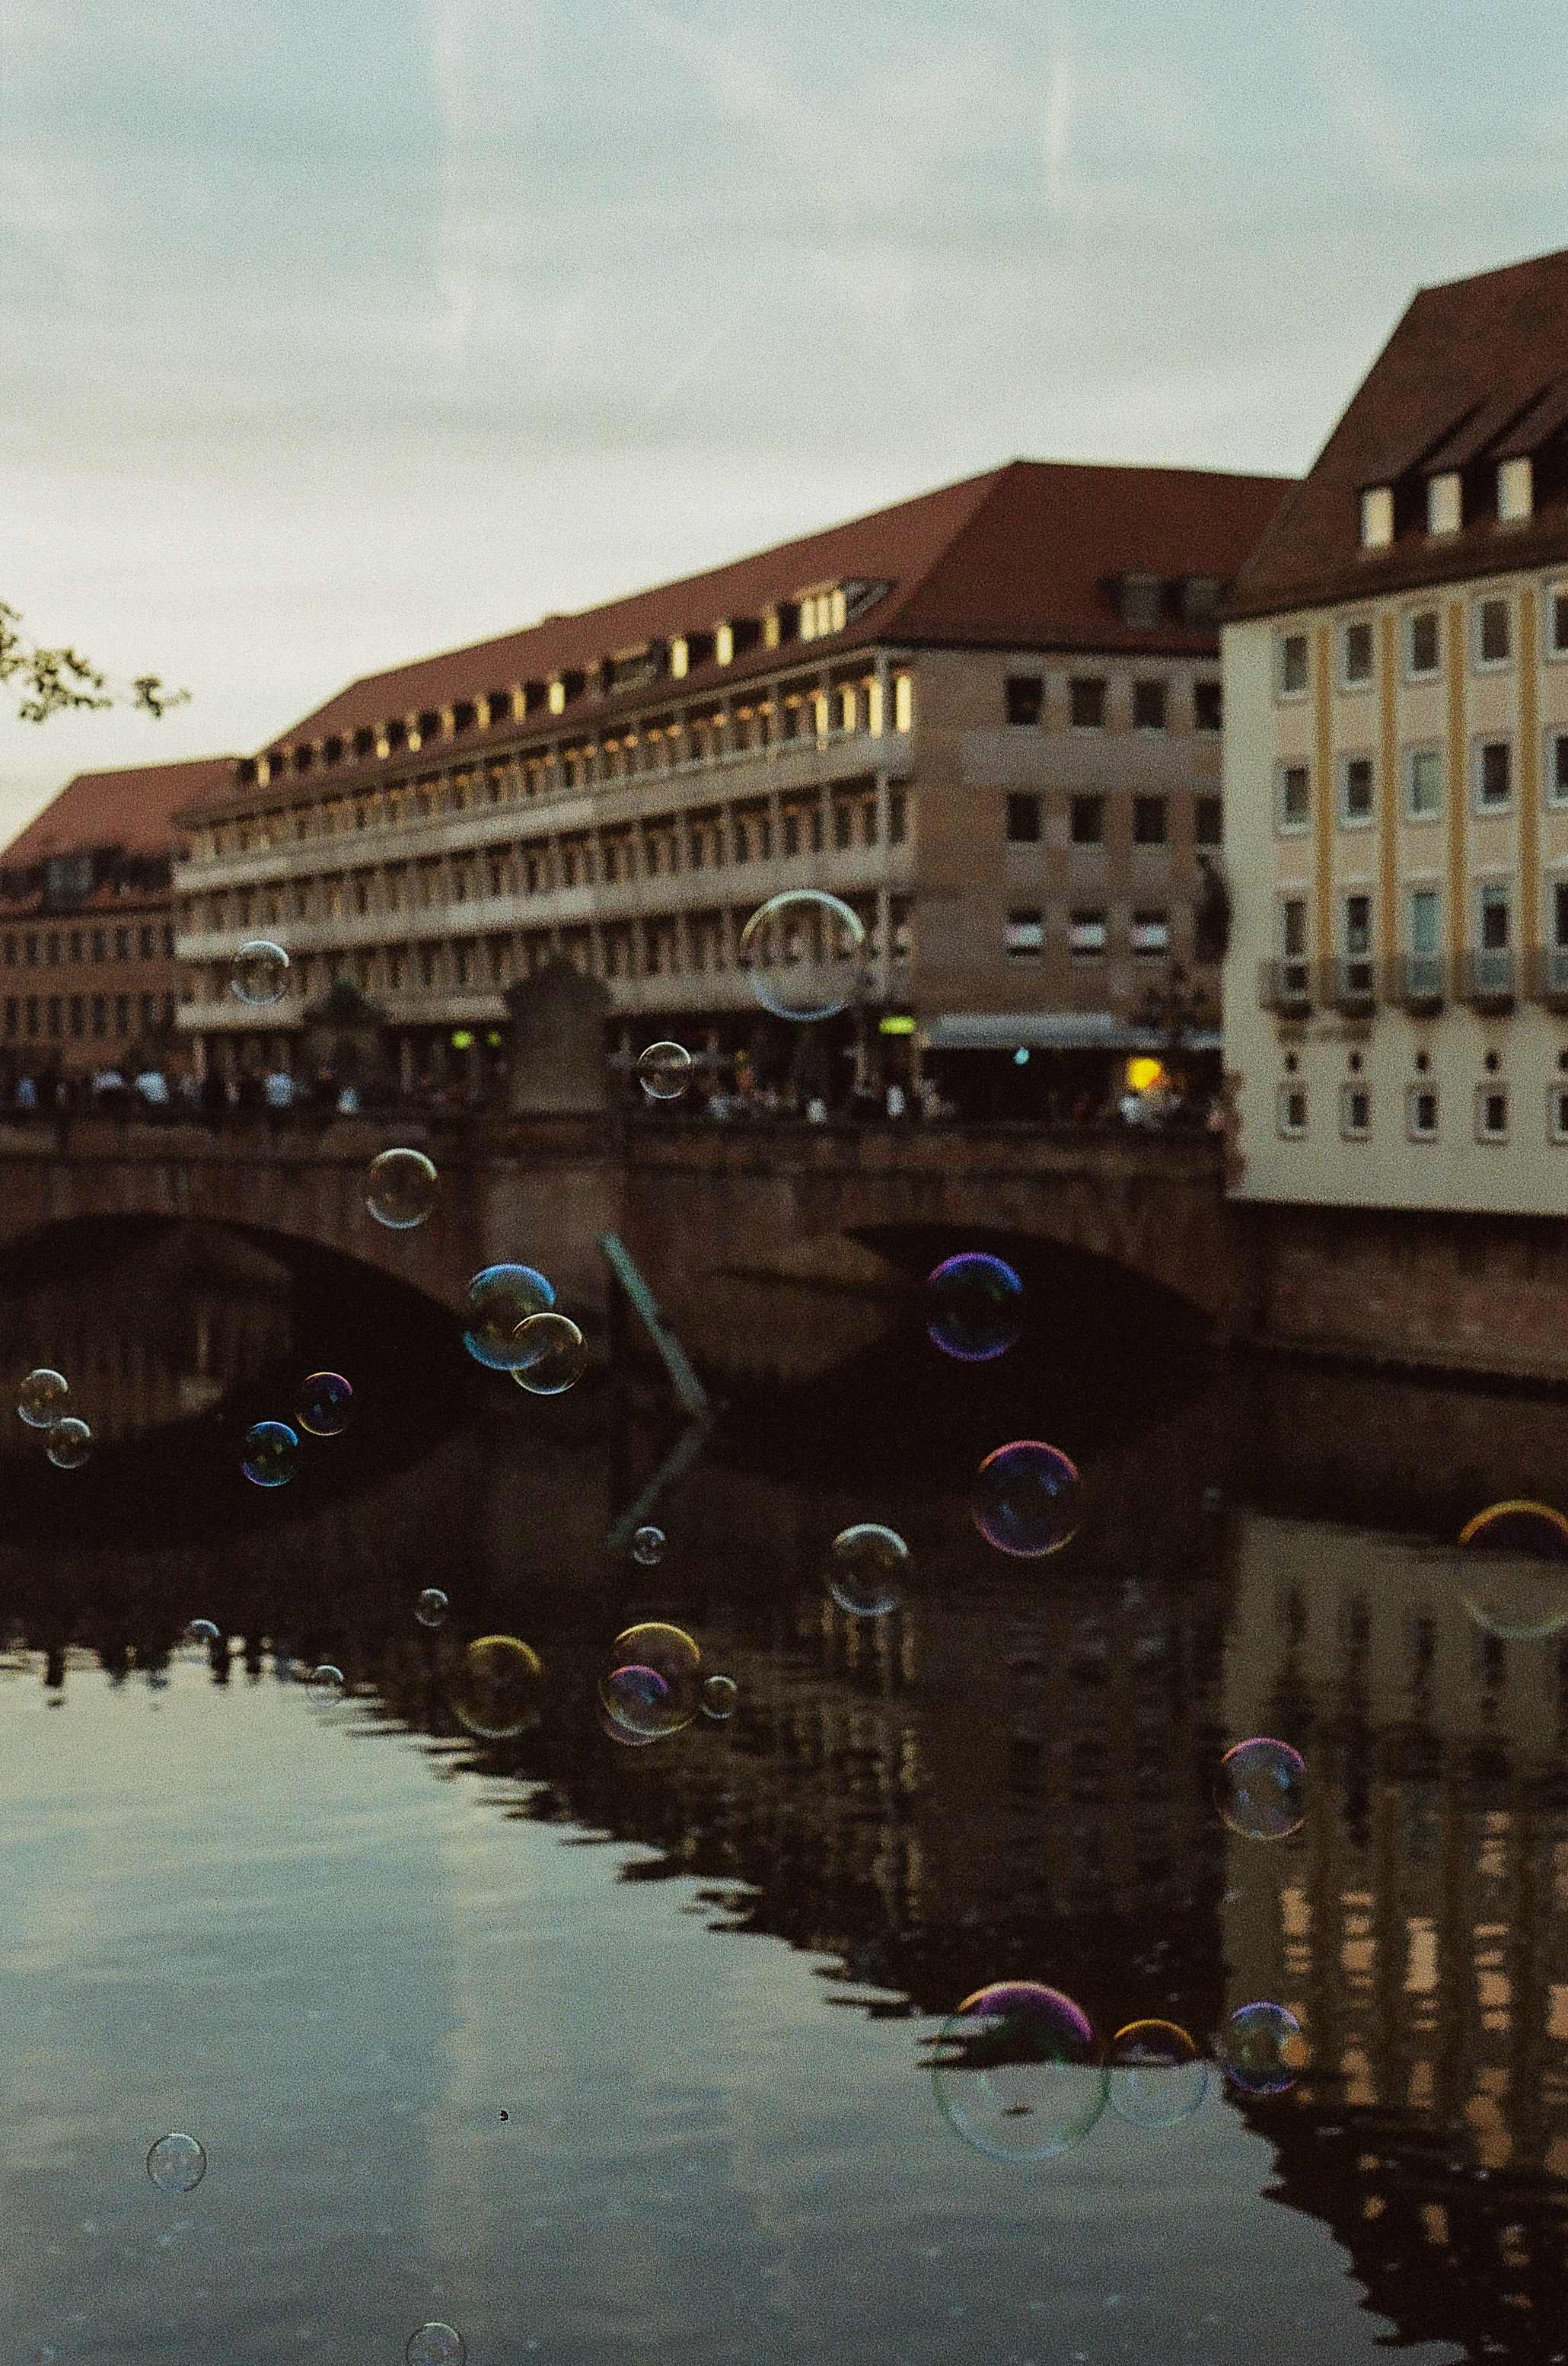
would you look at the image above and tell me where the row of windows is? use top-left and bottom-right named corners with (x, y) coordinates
top-left (1357, 455), bottom-right (1540, 550)
top-left (1005, 674), bottom-right (1222, 731)
top-left (1274, 882), bottom-right (1567, 962)
top-left (1278, 582), bottom-right (1568, 700)
top-left (1, 923), bottom-right (172, 968)
top-left (1277, 1081), bottom-right (1568, 1146)
top-left (2, 993), bottom-right (174, 1044)
top-left (1006, 907), bottom-right (1174, 959)
top-left (1276, 732), bottom-right (1568, 829)
top-left (1007, 792), bottom-right (1223, 847)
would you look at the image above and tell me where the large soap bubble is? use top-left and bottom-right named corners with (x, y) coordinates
top-left (462, 1264), bottom-right (555, 1369)
top-left (972, 1442), bottom-right (1081, 1557)
top-left (406, 2326), bottom-right (466, 2366)
top-left (46, 1416), bottom-right (93, 1470)
top-left (1108, 2020), bottom-right (1209, 2128)
top-left (738, 889), bottom-right (868, 1022)
top-left (297, 1371), bottom-right (352, 1437)
top-left (451, 1635), bottom-right (543, 1739)
top-left (926, 1254), bottom-right (1023, 1362)
top-left (825, 1524), bottom-right (908, 1617)
top-left (364, 1148), bottom-right (439, 1230)
top-left (1215, 2001), bottom-right (1308, 2097)
top-left (17, 1368), bottom-right (69, 1427)
top-left (1459, 1500), bottom-right (1568, 1640)
top-left (241, 1420), bottom-right (299, 1488)
top-left (229, 940), bottom-right (290, 1006)
top-left (510, 1312), bottom-right (588, 1395)
top-left (1214, 1738), bottom-right (1308, 1841)
top-left (929, 1982), bottom-right (1108, 2162)
top-left (147, 2132), bottom-right (207, 2192)
top-left (637, 1041), bottom-right (693, 1101)
top-left (599, 1621), bottom-right (702, 1742)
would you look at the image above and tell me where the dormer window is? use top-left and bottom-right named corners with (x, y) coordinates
top-left (1427, 472), bottom-right (1462, 535)
top-left (548, 679), bottom-right (568, 714)
top-left (1180, 576), bottom-right (1221, 627)
top-left (1118, 574), bottom-right (1163, 630)
top-left (715, 623), bottom-right (735, 665)
top-left (1497, 456), bottom-right (1533, 523)
top-left (798, 585), bottom-right (847, 641)
top-left (1359, 486), bottom-right (1394, 549)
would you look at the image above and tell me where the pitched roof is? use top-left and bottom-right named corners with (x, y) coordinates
top-left (0, 754), bottom-right (236, 870)
top-left (1228, 244), bottom-right (1568, 621)
top-left (183, 459), bottom-right (1290, 809)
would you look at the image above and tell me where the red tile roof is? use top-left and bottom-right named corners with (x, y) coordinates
top-left (1228, 244), bottom-right (1568, 620)
top-left (179, 460), bottom-right (1290, 812)
top-left (2, 754), bottom-right (235, 869)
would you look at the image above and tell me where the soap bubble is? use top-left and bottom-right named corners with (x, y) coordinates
top-left (1215, 2001), bottom-right (1308, 2097)
top-left (451, 1635), bottom-right (543, 1739)
top-left (929, 1982), bottom-right (1108, 2163)
top-left (186, 1619), bottom-right (221, 1647)
top-left (241, 1420), bottom-right (300, 1488)
top-left (638, 1041), bottom-right (693, 1101)
top-left (599, 1701), bottom-right (661, 1748)
top-left (363, 1147), bottom-right (439, 1230)
top-left (826, 1524), bottom-right (908, 1617)
top-left (146, 2132), bottom-right (206, 2193)
top-left (738, 889), bottom-right (868, 1022)
top-left (972, 1442), bottom-right (1081, 1557)
top-left (463, 1264), bottom-right (555, 1368)
top-left (1215, 1738), bottom-right (1307, 1840)
top-left (308, 1663), bottom-right (344, 1695)
top-left (17, 1368), bottom-right (69, 1427)
top-left (1109, 2020), bottom-right (1209, 2128)
top-left (926, 1254), bottom-right (1024, 1362)
top-left (228, 940), bottom-right (290, 1006)
top-left (415, 1587), bottom-right (449, 1629)
top-left (405, 2326), bottom-right (466, 2366)
top-left (511, 1312), bottom-right (588, 1395)
top-left (632, 1525), bottom-right (666, 1567)
top-left (599, 1622), bottom-right (702, 1741)
top-left (702, 1674), bottom-right (738, 1721)
top-left (1459, 1500), bottom-right (1568, 1640)
top-left (46, 1416), bottom-right (92, 1470)
top-left (297, 1371), bottom-right (352, 1437)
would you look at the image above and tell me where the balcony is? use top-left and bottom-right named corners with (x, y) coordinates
top-left (1322, 955), bottom-right (1377, 1016)
top-left (1528, 945), bottom-right (1568, 1012)
top-left (1457, 949), bottom-right (1515, 1011)
top-left (1385, 952), bottom-right (1447, 1013)
top-left (1258, 958), bottom-right (1312, 1016)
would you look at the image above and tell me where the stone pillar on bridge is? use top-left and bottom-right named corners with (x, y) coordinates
top-left (503, 956), bottom-right (611, 1114)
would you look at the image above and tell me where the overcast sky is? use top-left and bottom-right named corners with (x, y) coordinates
top-left (4, 0), bottom-right (1567, 842)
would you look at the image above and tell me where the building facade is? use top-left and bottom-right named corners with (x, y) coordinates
top-left (171, 461), bottom-right (1288, 1102)
top-left (1225, 246), bottom-right (1568, 1210)
top-left (0, 756), bottom-right (234, 1088)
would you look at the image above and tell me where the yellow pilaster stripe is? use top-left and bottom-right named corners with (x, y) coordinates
top-left (1446, 601), bottom-right (1467, 961)
top-left (1519, 585), bottom-right (1539, 952)
top-left (1315, 623), bottom-right (1334, 966)
top-left (1378, 611), bottom-right (1398, 969)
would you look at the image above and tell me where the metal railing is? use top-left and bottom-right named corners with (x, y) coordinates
top-left (1322, 955), bottom-right (1376, 1015)
top-left (1258, 958), bottom-right (1313, 1016)
top-left (1457, 949), bottom-right (1515, 1008)
top-left (1528, 946), bottom-right (1568, 1010)
top-left (1385, 952), bottom-right (1447, 1012)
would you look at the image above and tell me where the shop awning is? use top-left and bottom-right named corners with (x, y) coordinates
top-left (923, 1012), bottom-right (1222, 1054)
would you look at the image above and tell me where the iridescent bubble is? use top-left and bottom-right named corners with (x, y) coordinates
top-left (637, 1041), bottom-right (693, 1101)
top-left (146, 2132), bottom-right (206, 2193)
top-left (1215, 2001), bottom-right (1308, 2097)
top-left (1108, 2020), bottom-right (1209, 2129)
top-left (631, 1525), bottom-right (666, 1567)
top-left (297, 1371), bottom-right (352, 1437)
top-left (451, 1635), bottom-right (543, 1739)
top-left (826, 1524), bottom-right (908, 1617)
top-left (511, 1312), bottom-right (587, 1395)
top-left (599, 1701), bottom-right (660, 1749)
top-left (186, 1619), bottom-right (221, 1647)
top-left (17, 1368), bottom-right (69, 1428)
top-left (228, 939), bottom-right (290, 1006)
top-left (738, 889), bottom-right (868, 1022)
top-left (463, 1264), bottom-right (555, 1368)
top-left (972, 1442), bottom-right (1081, 1558)
top-left (702, 1674), bottom-right (738, 1721)
top-left (241, 1420), bottom-right (300, 1488)
top-left (46, 1416), bottom-right (92, 1470)
top-left (1215, 1738), bottom-right (1307, 1841)
top-left (415, 1587), bottom-right (449, 1629)
top-left (926, 1254), bottom-right (1024, 1363)
top-left (363, 1147), bottom-right (439, 1230)
top-left (929, 1982), bottom-right (1108, 2163)
top-left (599, 1622), bottom-right (702, 1741)
top-left (405, 2326), bottom-right (466, 2366)
top-left (308, 1663), bottom-right (345, 1695)
top-left (1459, 1500), bottom-right (1568, 1640)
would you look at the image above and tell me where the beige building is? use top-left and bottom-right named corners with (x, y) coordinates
top-left (1225, 246), bottom-right (1568, 1210)
top-left (171, 460), bottom-right (1286, 1104)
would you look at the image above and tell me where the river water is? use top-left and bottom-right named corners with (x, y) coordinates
top-left (2, 1220), bottom-right (1566, 2366)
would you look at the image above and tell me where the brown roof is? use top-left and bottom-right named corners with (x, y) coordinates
top-left (1229, 244), bottom-right (1568, 621)
top-left (181, 460), bottom-right (1290, 812)
top-left (2, 754), bottom-right (235, 869)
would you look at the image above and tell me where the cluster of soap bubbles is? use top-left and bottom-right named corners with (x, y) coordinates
top-left (599, 1615), bottom-right (737, 1744)
top-left (15, 1366), bottom-right (93, 1469)
top-left (241, 1372), bottom-right (353, 1488)
top-left (456, 1262), bottom-right (590, 1396)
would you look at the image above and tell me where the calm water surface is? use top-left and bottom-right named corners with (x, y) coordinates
top-left (2, 1220), bottom-right (1566, 2366)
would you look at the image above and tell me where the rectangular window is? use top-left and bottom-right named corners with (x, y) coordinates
top-left (1549, 731), bottom-right (1568, 804)
top-left (1195, 795), bottom-right (1222, 847)
top-left (894, 674), bottom-right (913, 732)
top-left (46, 996), bottom-right (61, 1037)
top-left (1429, 472), bottom-right (1462, 534)
top-left (68, 996), bottom-right (83, 1036)
top-left (1410, 888), bottom-right (1439, 955)
top-left (1278, 1086), bottom-right (1308, 1137)
top-left (1341, 755), bottom-right (1374, 822)
top-left (1476, 1086), bottom-right (1509, 1141)
top-left (1131, 910), bottom-right (1169, 955)
top-left (1408, 1087), bottom-right (1439, 1140)
top-left (1070, 794), bottom-right (1105, 846)
top-left (91, 994), bottom-right (106, 1036)
top-left (1344, 894), bottom-right (1372, 959)
top-left (1480, 886), bottom-right (1510, 951)
top-left (888, 791), bottom-right (907, 844)
top-left (1005, 909), bottom-right (1044, 958)
top-left (1069, 677), bottom-right (1106, 729)
top-left (1279, 633), bottom-right (1308, 695)
top-left (1133, 680), bottom-right (1167, 730)
top-left (1282, 898), bottom-right (1308, 961)
top-left (1006, 793), bottom-right (1042, 843)
top-left (1194, 680), bottom-right (1222, 731)
top-left (1069, 910), bottom-right (1107, 957)
top-left (1360, 486), bottom-right (1394, 548)
top-left (1477, 739), bottom-right (1512, 809)
top-left (1343, 620), bottom-right (1374, 685)
top-left (833, 804), bottom-right (853, 851)
top-left (114, 994), bottom-right (129, 1034)
top-left (1133, 796), bottom-right (1167, 846)
top-left (1340, 1085), bottom-right (1371, 1140)
top-left (2, 997), bottom-right (14, 1036)
top-left (1407, 608), bottom-right (1440, 677)
top-left (1005, 676), bottom-right (1044, 726)
top-left (1553, 1086), bottom-right (1568, 1145)
top-left (1498, 456), bottom-right (1533, 522)
top-left (1554, 880), bottom-right (1568, 952)
top-left (1407, 745), bottom-right (1442, 817)
top-left (1279, 763), bottom-right (1310, 830)
top-left (1550, 588), bottom-right (1568, 658)
top-left (1477, 598), bottom-right (1512, 666)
